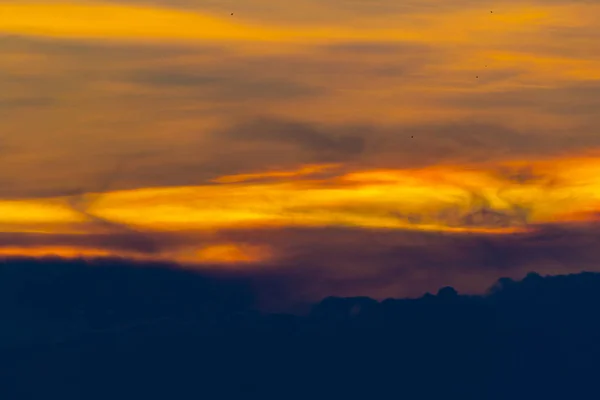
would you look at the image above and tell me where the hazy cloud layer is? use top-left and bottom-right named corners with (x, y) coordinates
top-left (2, 25), bottom-right (600, 198)
top-left (1, 220), bottom-right (599, 306)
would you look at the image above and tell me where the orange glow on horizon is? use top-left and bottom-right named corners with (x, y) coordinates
top-left (0, 246), bottom-right (116, 259)
top-left (1, 154), bottom-right (600, 263)
top-left (192, 244), bottom-right (272, 264)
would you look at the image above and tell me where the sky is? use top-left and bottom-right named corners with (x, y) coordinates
top-left (1, 0), bottom-right (600, 302)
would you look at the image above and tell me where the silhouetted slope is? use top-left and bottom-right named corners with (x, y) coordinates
top-left (2, 256), bottom-right (600, 399)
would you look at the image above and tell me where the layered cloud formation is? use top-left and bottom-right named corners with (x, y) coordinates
top-left (1, 0), bottom-right (600, 300)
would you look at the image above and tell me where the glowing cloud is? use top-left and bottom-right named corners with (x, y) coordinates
top-left (2, 155), bottom-right (600, 243)
top-left (0, 2), bottom-right (589, 45)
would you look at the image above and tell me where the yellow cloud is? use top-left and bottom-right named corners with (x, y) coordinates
top-left (2, 155), bottom-right (600, 235)
top-left (2, 154), bottom-right (600, 263)
top-left (0, 2), bottom-right (588, 45)
top-left (212, 164), bottom-right (340, 184)
top-left (0, 2), bottom-right (410, 43)
top-left (0, 199), bottom-right (84, 228)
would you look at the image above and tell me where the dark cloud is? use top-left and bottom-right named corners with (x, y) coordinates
top-left (148, 117), bottom-right (599, 193)
top-left (321, 41), bottom-right (433, 55)
top-left (204, 220), bottom-right (600, 305)
top-left (208, 117), bottom-right (600, 176)
top-left (490, 165), bottom-right (547, 185)
top-left (129, 68), bottom-right (324, 102)
top-left (3, 217), bottom-right (600, 308)
top-left (368, 121), bottom-right (600, 168)
top-left (0, 35), bottom-right (226, 60)
top-left (234, 43), bottom-right (436, 79)
top-left (217, 117), bottom-right (367, 161)
top-left (446, 81), bottom-right (600, 116)
top-left (0, 115), bottom-right (592, 202)
top-left (0, 231), bottom-right (163, 255)
top-left (1, 219), bottom-right (599, 316)
top-left (132, 71), bottom-right (224, 87)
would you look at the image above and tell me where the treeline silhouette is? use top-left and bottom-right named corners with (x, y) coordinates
top-left (2, 256), bottom-right (600, 399)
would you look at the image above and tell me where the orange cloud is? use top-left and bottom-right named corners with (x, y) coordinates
top-left (2, 154), bottom-right (600, 256)
top-left (1, 2), bottom-right (591, 45)
top-left (191, 244), bottom-right (271, 265)
top-left (212, 164), bottom-right (340, 184)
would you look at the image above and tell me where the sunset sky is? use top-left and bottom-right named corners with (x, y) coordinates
top-left (2, 0), bottom-right (600, 302)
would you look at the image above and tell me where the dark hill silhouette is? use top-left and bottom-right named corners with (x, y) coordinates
top-left (1, 256), bottom-right (600, 399)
